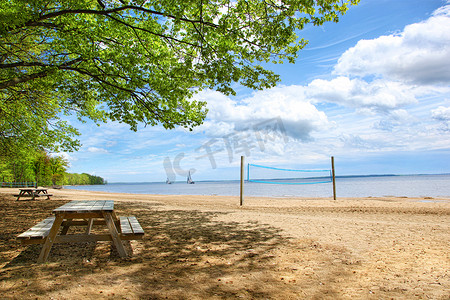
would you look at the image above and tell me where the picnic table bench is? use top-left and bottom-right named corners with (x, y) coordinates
top-left (14, 188), bottom-right (53, 201)
top-left (17, 200), bottom-right (144, 263)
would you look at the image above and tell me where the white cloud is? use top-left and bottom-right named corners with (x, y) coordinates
top-left (373, 109), bottom-right (416, 131)
top-left (431, 105), bottom-right (450, 131)
top-left (340, 134), bottom-right (385, 150)
top-left (306, 77), bottom-right (418, 111)
top-left (87, 147), bottom-right (109, 154)
top-left (195, 87), bottom-right (330, 141)
top-left (334, 5), bottom-right (450, 85)
top-left (431, 106), bottom-right (450, 121)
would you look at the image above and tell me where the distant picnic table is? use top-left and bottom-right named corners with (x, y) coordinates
top-left (17, 200), bottom-right (145, 263)
top-left (14, 188), bottom-right (53, 201)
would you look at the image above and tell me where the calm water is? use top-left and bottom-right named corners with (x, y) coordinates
top-left (66, 174), bottom-right (450, 198)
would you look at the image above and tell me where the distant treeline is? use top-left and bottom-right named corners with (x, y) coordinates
top-left (66, 173), bottom-right (106, 185)
top-left (0, 150), bottom-right (106, 186)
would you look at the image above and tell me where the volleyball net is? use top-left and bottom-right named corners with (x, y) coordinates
top-left (247, 163), bottom-right (332, 185)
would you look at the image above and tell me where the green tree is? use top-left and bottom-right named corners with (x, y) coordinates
top-left (9, 149), bottom-right (36, 183)
top-left (1, 0), bottom-right (358, 155)
top-left (0, 159), bottom-right (13, 183)
top-left (32, 151), bottom-right (52, 186)
top-left (49, 155), bottom-right (69, 185)
top-left (0, 147), bottom-right (104, 186)
top-left (65, 172), bottom-right (105, 185)
top-left (0, 148), bottom-right (36, 184)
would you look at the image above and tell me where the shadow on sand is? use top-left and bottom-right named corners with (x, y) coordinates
top-left (0, 197), bottom-right (358, 299)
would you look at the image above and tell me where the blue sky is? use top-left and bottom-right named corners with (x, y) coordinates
top-left (63, 0), bottom-right (450, 183)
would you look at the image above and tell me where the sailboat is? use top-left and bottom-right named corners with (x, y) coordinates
top-left (187, 170), bottom-right (195, 184)
top-left (166, 177), bottom-right (172, 184)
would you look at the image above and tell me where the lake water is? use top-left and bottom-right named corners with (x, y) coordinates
top-left (66, 174), bottom-right (450, 198)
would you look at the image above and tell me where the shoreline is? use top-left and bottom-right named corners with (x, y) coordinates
top-left (1, 188), bottom-right (449, 299)
top-left (3, 186), bottom-right (450, 202)
top-left (59, 174), bottom-right (450, 199)
top-left (63, 185), bottom-right (450, 199)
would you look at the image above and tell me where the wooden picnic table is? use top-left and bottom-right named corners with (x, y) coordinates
top-left (15, 188), bottom-right (53, 201)
top-left (17, 200), bottom-right (144, 263)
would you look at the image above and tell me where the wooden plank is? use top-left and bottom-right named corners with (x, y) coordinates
top-left (128, 216), bottom-right (145, 235)
top-left (102, 200), bottom-right (114, 211)
top-left (60, 225), bottom-right (70, 235)
top-left (95, 201), bottom-right (111, 211)
top-left (18, 229), bottom-right (48, 239)
top-left (52, 202), bottom-right (72, 212)
top-left (72, 200), bottom-right (94, 212)
top-left (120, 216), bottom-right (144, 239)
top-left (55, 234), bottom-right (113, 243)
top-left (61, 220), bottom-right (106, 226)
top-left (120, 217), bottom-right (133, 234)
top-left (53, 200), bottom-right (88, 212)
top-left (120, 234), bottom-right (144, 240)
top-left (104, 212), bottom-right (128, 257)
top-left (17, 217), bottom-right (55, 240)
top-left (85, 218), bottom-right (94, 234)
top-left (20, 238), bottom-right (47, 245)
top-left (53, 200), bottom-right (114, 213)
top-left (57, 212), bottom-right (103, 219)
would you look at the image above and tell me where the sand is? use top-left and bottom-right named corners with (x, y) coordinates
top-left (0, 187), bottom-right (449, 299)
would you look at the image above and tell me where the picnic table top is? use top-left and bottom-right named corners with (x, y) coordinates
top-left (53, 200), bottom-right (114, 214)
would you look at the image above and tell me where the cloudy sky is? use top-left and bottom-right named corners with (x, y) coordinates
top-left (64, 0), bottom-right (450, 183)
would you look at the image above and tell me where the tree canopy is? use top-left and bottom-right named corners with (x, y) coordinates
top-left (0, 149), bottom-right (105, 186)
top-left (0, 0), bottom-right (359, 155)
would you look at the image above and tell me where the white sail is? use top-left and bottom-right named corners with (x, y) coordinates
top-left (187, 170), bottom-right (195, 184)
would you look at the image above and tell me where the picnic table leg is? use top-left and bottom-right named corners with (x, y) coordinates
top-left (37, 214), bottom-right (64, 263)
top-left (111, 211), bottom-right (121, 232)
top-left (16, 191), bottom-right (23, 201)
top-left (103, 212), bottom-right (128, 257)
top-left (85, 218), bottom-right (94, 234)
top-left (43, 191), bottom-right (51, 200)
top-left (61, 225), bottom-right (70, 235)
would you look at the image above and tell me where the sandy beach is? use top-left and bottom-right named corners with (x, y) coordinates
top-left (0, 188), bottom-right (448, 299)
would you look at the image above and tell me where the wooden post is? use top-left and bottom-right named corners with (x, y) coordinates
top-left (240, 156), bottom-right (244, 206)
top-left (331, 156), bottom-right (336, 200)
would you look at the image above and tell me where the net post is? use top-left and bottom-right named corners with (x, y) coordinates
top-left (240, 156), bottom-right (244, 206)
top-left (331, 156), bottom-right (336, 200)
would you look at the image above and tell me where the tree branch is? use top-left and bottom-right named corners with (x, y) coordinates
top-left (0, 57), bottom-right (84, 89)
top-left (0, 69), bottom-right (51, 90)
top-left (0, 61), bottom-right (48, 69)
top-left (26, 5), bottom-right (218, 29)
top-left (104, 14), bottom-right (199, 48)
